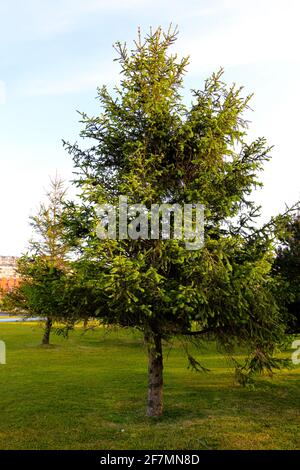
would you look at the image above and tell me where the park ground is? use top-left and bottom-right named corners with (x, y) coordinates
top-left (0, 323), bottom-right (299, 450)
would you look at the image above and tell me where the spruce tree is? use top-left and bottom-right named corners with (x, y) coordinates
top-left (64, 27), bottom-right (290, 416)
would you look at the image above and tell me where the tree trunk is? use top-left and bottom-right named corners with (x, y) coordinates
top-left (42, 318), bottom-right (52, 345)
top-left (146, 333), bottom-right (163, 417)
top-left (83, 318), bottom-right (89, 329)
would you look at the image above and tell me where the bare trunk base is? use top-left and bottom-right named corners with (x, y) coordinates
top-left (146, 333), bottom-right (163, 417)
top-left (42, 318), bottom-right (52, 345)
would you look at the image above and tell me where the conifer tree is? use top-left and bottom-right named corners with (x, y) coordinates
top-left (64, 27), bottom-right (292, 416)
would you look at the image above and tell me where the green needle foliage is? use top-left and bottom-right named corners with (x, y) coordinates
top-left (63, 26), bottom-right (292, 416)
top-left (273, 214), bottom-right (300, 332)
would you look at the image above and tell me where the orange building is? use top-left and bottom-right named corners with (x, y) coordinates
top-left (0, 256), bottom-right (20, 293)
top-left (0, 277), bottom-right (20, 291)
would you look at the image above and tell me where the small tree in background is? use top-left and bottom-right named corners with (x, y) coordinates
top-left (4, 176), bottom-right (71, 345)
top-left (64, 27), bottom-right (298, 416)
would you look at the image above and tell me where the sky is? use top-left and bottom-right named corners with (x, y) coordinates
top-left (0, 0), bottom-right (300, 255)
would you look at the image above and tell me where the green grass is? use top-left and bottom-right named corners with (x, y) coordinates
top-left (0, 323), bottom-right (299, 450)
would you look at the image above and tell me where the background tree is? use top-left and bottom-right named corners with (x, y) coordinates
top-left (273, 214), bottom-right (300, 333)
top-left (64, 26), bottom-right (296, 416)
top-left (4, 176), bottom-right (71, 345)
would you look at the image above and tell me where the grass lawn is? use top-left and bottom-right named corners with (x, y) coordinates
top-left (0, 323), bottom-right (299, 450)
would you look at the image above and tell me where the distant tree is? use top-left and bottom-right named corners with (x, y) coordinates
top-left (273, 214), bottom-right (300, 332)
top-left (4, 176), bottom-right (70, 345)
top-left (63, 27), bottom-right (296, 416)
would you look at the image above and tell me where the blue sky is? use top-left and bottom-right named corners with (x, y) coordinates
top-left (1, 0), bottom-right (300, 255)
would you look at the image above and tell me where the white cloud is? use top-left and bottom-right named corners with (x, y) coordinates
top-left (177, 0), bottom-right (300, 70)
top-left (0, 81), bottom-right (6, 104)
top-left (31, 0), bottom-right (147, 35)
top-left (23, 63), bottom-right (118, 96)
top-left (0, 0), bottom-right (154, 42)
